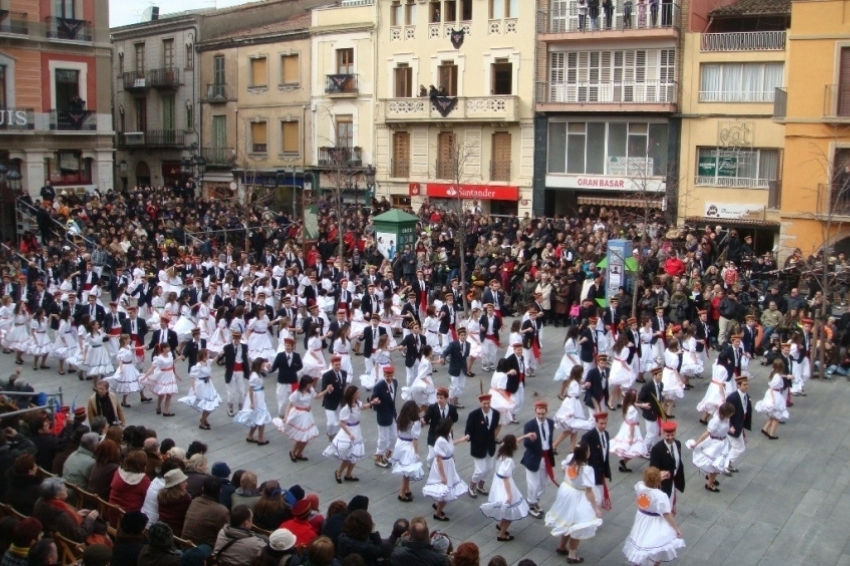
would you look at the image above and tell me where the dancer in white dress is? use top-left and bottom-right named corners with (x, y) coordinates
top-left (552, 366), bottom-right (594, 453)
top-left (178, 349), bottom-right (221, 429)
top-left (324, 385), bottom-right (380, 483)
top-left (639, 319), bottom-right (658, 374)
top-left (608, 333), bottom-right (636, 409)
top-left (679, 327), bottom-right (704, 384)
top-left (554, 328), bottom-right (581, 399)
top-left (104, 335), bottom-right (151, 407)
top-left (28, 309), bottom-right (52, 370)
top-left (697, 362), bottom-right (729, 424)
top-left (660, 339), bottom-right (685, 418)
top-left (50, 309), bottom-right (78, 375)
top-left (301, 325), bottom-right (327, 380)
top-left (407, 346), bottom-right (436, 407)
top-left (233, 358), bottom-right (273, 445)
top-left (276, 375), bottom-right (333, 461)
top-left (610, 390), bottom-right (649, 472)
top-left (479, 433), bottom-right (533, 541)
top-left (206, 309), bottom-right (228, 357)
top-left (141, 342), bottom-right (180, 416)
top-left (0, 296), bottom-right (14, 352)
top-left (5, 303), bottom-right (30, 365)
top-left (687, 402), bottom-right (734, 493)
top-left (246, 310), bottom-right (277, 361)
top-left (622, 467), bottom-right (685, 566)
top-left (391, 400), bottom-right (426, 501)
top-left (67, 315), bottom-right (90, 379)
top-left (82, 321), bottom-right (114, 389)
top-left (465, 308), bottom-right (482, 375)
top-left (423, 308), bottom-right (441, 352)
top-left (544, 442), bottom-right (603, 563)
top-left (423, 418), bottom-right (471, 522)
top-left (173, 298), bottom-right (196, 342)
top-left (488, 358), bottom-right (517, 423)
top-left (756, 359), bottom-right (790, 439)
top-left (330, 325), bottom-right (355, 377)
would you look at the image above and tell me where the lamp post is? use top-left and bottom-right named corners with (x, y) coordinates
top-left (364, 164), bottom-right (376, 212)
top-left (181, 150), bottom-right (206, 196)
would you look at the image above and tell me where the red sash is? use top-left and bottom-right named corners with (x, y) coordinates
top-left (418, 290), bottom-right (427, 309)
top-left (83, 283), bottom-right (93, 291)
top-left (108, 328), bottom-right (121, 336)
top-left (130, 335), bottom-right (144, 360)
top-left (485, 334), bottom-right (501, 348)
top-left (542, 449), bottom-right (557, 486)
top-left (233, 362), bottom-right (244, 371)
top-left (449, 323), bottom-right (457, 341)
top-left (531, 341), bottom-right (541, 362)
top-left (600, 477), bottom-right (612, 510)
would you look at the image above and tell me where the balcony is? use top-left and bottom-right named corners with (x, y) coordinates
top-left (317, 146), bottom-right (363, 167)
top-left (0, 10), bottom-right (28, 35)
top-left (491, 161), bottom-right (511, 182)
top-left (118, 130), bottom-right (185, 147)
top-left (823, 84), bottom-right (850, 121)
top-left (204, 83), bottom-right (232, 104)
top-left (694, 176), bottom-right (772, 189)
top-left (122, 71), bottom-right (147, 91)
top-left (391, 159), bottom-right (410, 179)
top-left (538, 5), bottom-right (679, 40)
top-left (45, 16), bottom-right (92, 42)
top-left (381, 95), bottom-right (519, 123)
top-left (537, 81), bottom-right (676, 112)
top-left (773, 88), bottom-right (787, 119)
top-left (325, 74), bottom-right (359, 96)
top-left (147, 67), bottom-right (180, 90)
top-left (700, 31), bottom-right (786, 52)
top-left (828, 183), bottom-right (850, 216)
top-left (202, 147), bottom-right (235, 168)
top-left (50, 109), bottom-right (95, 131)
top-left (0, 108), bottom-right (34, 131)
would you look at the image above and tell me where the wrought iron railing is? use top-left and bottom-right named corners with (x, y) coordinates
top-left (318, 146), bottom-right (363, 166)
top-left (325, 74), bottom-right (359, 94)
top-left (700, 31), bottom-right (786, 52)
top-left (45, 16), bottom-right (92, 42)
top-left (0, 10), bottom-right (28, 35)
top-left (49, 109), bottom-right (95, 131)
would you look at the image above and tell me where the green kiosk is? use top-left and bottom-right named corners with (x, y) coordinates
top-left (373, 209), bottom-right (418, 260)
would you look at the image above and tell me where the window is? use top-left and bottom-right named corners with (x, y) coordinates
top-left (54, 0), bottom-right (75, 19)
top-left (395, 64), bottom-right (413, 97)
top-left (491, 132), bottom-right (511, 181)
top-left (406, 0), bottom-right (417, 24)
top-left (212, 115), bottom-right (226, 148)
top-left (185, 44), bottom-right (194, 69)
top-left (438, 61), bottom-right (458, 96)
top-left (118, 53), bottom-right (124, 75)
top-left (699, 62), bottom-right (783, 102)
top-left (393, 132), bottom-right (410, 177)
top-left (507, 0), bottom-right (518, 17)
top-left (163, 39), bottom-right (174, 68)
top-left (491, 0), bottom-right (518, 18)
top-left (490, 0), bottom-right (503, 18)
top-left (547, 121), bottom-right (669, 176)
top-left (186, 103), bottom-right (193, 130)
top-left (214, 55), bottom-right (225, 85)
top-left (444, 0), bottom-right (456, 22)
top-left (47, 151), bottom-right (91, 185)
top-left (281, 54), bottom-right (299, 85)
top-left (492, 58), bottom-right (512, 95)
top-left (430, 1), bottom-right (441, 22)
top-left (391, 1), bottom-right (403, 25)
top-left (134, 43), bottom-right (145, 74)
top-left (461, 0), bottom-right (472, 20)
top-left (250, 57), bottom-right (268, 87)
top-left (337, 49), bottom-right (354, 75)
top-left (336, 115), bottom-right (353, 148)
top-left (0, 65), bottom-right (5, 109)
top-left (251, 121), bottom-right (267, 153)
top-left (696, 147), bottom-right (779, 188)
top-left (437, 131), bottom-right (456, 179)
top-left (162, 95), bottom-right (175, 142)
top-left (838, 48), bottom-right (850, 116)
top-left (135, 97), bottom-right (147, 131)
top-left (55, 69), bottom-right (80, 111)
top-left (281, 121), bottom-right (299, 154)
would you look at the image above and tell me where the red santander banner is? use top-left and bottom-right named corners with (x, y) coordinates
top-left (408, 182), bottom-right (518, 201)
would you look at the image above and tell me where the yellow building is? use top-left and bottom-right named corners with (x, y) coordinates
top-left (374, 0), bottom-right (536, 215)
top-left (677, 0), bottom-right (789, 255)
top-left (778, 0), bottom-right (850, 258)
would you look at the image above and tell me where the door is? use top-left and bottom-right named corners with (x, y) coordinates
top-left (393, 132), bottom-right (410, 177)
top-left (437, 131), bottom-right (455, 179)
top-left (395, 64), bottom-right (412, 97)
top-left (135, 97), bottom-right (147, 132)
top-left (838, 47), bottom-right (850, 117)
top-left (213, 56), bottom-right (225, 99)
top-left (162, 95), bottom-right (175, 143)
top-left (492, 60), bottom-right (512, 95)
top-left (55, 69), bottom-right (79, 111)
top-left (337, 49), bottom-right (354, 75)
top-left (438, 62), bottom-right (458, 96)
top-left (491, 132), bottom-right (511, 181)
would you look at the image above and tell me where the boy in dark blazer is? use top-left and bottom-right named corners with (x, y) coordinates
top-left (724, 375), bottom-right (752, 474)
top-left (271, 337), bottom-right (303, 416)
top-left (580, 412), bottom-right (612, 510)
top-left (440, 327), bottom-right (471, 408)
top-left (320, 356), bottom-right (348, 440)
top-left (649, 421), bottom-right (685, 509)
top-left (371, 365), bottom-right (398, 469)
top-left (216, 331), bottom-right (250, 416)
top-left (421, 387), bottom-right (458, 466)
top-left (520, 400), bottom-right (555, 518)
top-left (637, 366), bottom-right (665, 447)
top-left (464, 394), bottom-right (500, 498)
top-left (147, 318), bottom-right (178, 360)
top-left (179, 327), bottom-right (206, 371)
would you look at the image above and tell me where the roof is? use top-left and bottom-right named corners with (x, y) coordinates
top-left (373, 209), bottom-right (419, 224)
top-left (709, 0), bottom-right (791, 18)
top-left (209, 11), bottom-right (311, 40)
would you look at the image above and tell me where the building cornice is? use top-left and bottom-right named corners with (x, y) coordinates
top-left (197, 29), bottom-right (311, 52)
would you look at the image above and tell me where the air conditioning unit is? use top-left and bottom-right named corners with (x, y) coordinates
top-left (123, 131), bottom-right (144, 145)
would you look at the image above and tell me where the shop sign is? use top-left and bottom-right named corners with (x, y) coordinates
top-left (704, 202), bottom-right (764, 220)
top-left (545, 174), bottom-right (665, 192)
top-left (409, 182), bottom-right (519, 200)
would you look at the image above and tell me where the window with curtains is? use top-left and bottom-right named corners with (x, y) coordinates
top-left (251, 121), bottom-right (267, 153)
top-left (699, 63), bottom-right (783, 102)
top-left (695, 147), bottom-right (779, 188)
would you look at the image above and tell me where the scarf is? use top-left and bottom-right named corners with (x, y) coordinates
top-left (96, 393), bottom-right (118, 425)
top-left (46, 497), bottom-right (82, 525)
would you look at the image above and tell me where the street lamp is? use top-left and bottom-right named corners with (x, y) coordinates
top-left (364, 164), bottom-right (376, 211)
top-left (6, 169), bottom-right (21, 192)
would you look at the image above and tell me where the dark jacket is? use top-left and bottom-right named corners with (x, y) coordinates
top-left (520, 418), bottom-right (555, 473)
top-left (726, 389), bottom-right (752, 438)
top-left (137, 545), bottom-right (182, 566)
top-left (185, 470), bottom-right (209, 498)
top-left (271, 351), bottom-right (303, 385)
top-left (321, 369), bottom-right (348, 412)
top-left (440, 340), bottom-right (469, 377)
top-left (370, 378), bottom-right (398, 427)
top-left (648, 439), bottom-right (685, 497)
top-left (389, 540), bottom-right (451, 566)
top-left (221, 343), bottom-right (250, 384)
top-left (400, 333), bottom-right (425, 368)
top-left (87, 462), bottom-right (118, 500)
top-left (421, 402), bottom-right (458, 447)
top-left (336, 532), bottom-right (384, 565)
top-left (110, 532), bottom-right (147, 566)
top-left (464, 408), bottom-right (499, 458)
top-left (5, 472), bottom-right (42, 516)
top-left (580, 427), bottom-right (612, 486)
top-left (31, 497), bottom-right (98, 543)
top-left (637, 379), bottom-right (664, 422)
top-left (361, 324), bottom-right (386, 357)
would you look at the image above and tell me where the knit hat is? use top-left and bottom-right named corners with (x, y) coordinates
top-left (347, 495), bottom-right (369, 512)
top-left (12, 517), bottom-right (42, 547)
top-left (120, 511), bottom-right (148, 535)
top-left (269, 529), bottom-right (297, 552)
top-left (287, 484), bottom-right (305, 503)
top-left (82, 544), bottom-right (112, 566)
top-left (211, 462), bottom-right (231, 479)
top-left (146, 522), bottom-right (174, 549)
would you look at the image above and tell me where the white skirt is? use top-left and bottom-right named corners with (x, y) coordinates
top-left (623, 511), bottom-right (685, 565)
top-left (104, 363), bottom-right (142, 394)
top-left (545, 482), bottom-right (602, 539)
top-left (4, 325), bottom-right (30, 352)
top-left (29, 332), bottom-right (52, 356)
top-left (323, 425), bottom-right (366, 462)
top-left (479, 476), bottom-right (529, 522)
top-left (280, 407), bottom-right (320, 442)
top-left (179, 381), bottom-right (222, 413)
top-left (390, 439), bottom-right (425, 481)
top-left (83, 346), bottom-right (115, 376)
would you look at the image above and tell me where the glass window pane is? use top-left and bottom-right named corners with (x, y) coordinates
top-left (648, 123), bottom-right (668, 176)
top-left (587, 122), bottom-right (605, 174)
top-left (607, 122), bottom-right (627, 174)
top-left (567, 132), bottom-right (585, 174)
top-left (759, 149), bottom-right (779, 180)
top-left (548, 122), bottom-right (566, 173)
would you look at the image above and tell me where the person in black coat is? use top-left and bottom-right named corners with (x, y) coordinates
top-left (271, 337), bottom-right (303, 417)
top-left (478, 304), bottom-right (503, 371)
top-left (320, 357), bottom-right (348, 440)
top-left (724, 375), bottom-right (752, 474)
top-left (503, 343), bottom-right (525, 423)
top-left (370, 365), bottom-right (398, 469)
top-left (637, 367), bottom-right (665, 447)
top-left (520, 400), bottom-right (554, 518)
top-left (717, 334), bottom-right (743, 382)
top-left (361, 315), bottom-right (386, 376)
top-left (648, 421), bottom-right (685, 508)
top-left (464, 394), bottom-right (500, 497)
top-left (440, 328), bottom-right (471, 407)
top-left (580, 413), bottom-right (612, 510)
top-left (583, 354), bottom-right (609, 412)
top-left (178, 327), bottom-right (206, 371)
top-left (400, 324), bottom-right (425, 387)
top-left (579, 320), bottom-right (596, 368)
top-left (215, 331), bottom-right (250, 416)
top-left (83, 295), bottom-right (105, 325)
top-left (361, 285), bottom-right (381, 318)
top-left (121, 306), bottom-right (148, 367)
top-left (400, 293), bottom-right (420, 332)
top-left (147, 319), bottom-right (178, 360)
top-left (420, 388), bottom-right (458, 464)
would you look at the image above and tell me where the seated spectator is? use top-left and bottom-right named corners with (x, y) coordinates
top-left (210, 463), bottom-right (234, 508)
top-left (254, 528), bottom-right (300, 566)
top-left (231, 471), bottom-right (261, 512)
top-left (62, 432), bottom-right (99, 494)
top-left (88, 439), bottom-right (120, 500)
top-left (212, 505), bottom-right (267, 566)
top-left (0, 517), bottom-right (17, 557)
top-left (110, 511), bottom-right (148, 566)
top-left (137, 522), bottom-right (181, 566)
top-left (29, 415), bottom-right (69, 471)
top-left (51, 416), bottom-right (88, 475)
top-left (182, 476), bottom-right (229, 549)
top-left (335, 510), bottom-right (383, 566)
top-left (184, 454), bottom-right (209, 498)
top-left (156, 469), bottom-right (192, 537)
top-left (280, 499), bottom-right (317, 547)
top-left (321, 496), bottom-right (367, 547)
top-left (390, 517), bottom-right (451, 566)
top-left (303, 494), bottom-right (324, 534)
top-left (27, 538), bottom-right (58, 566)
top-left (143, 437), bottom-right (162, 480)
top-left (81, 544), bottom-right (112, 566)
top-left (185, 441), bottom-right (208, 460)
top-left (31, 477), bottom-right (100, 544)
top-left (140, 457), bottom-right (184, 527)
top-left (5, 454), bottom-right (42, 516)
top-left (452, 543), bottom-right (479, 566)
top-left (0, 430), bottom-right (35, 505)
top-left (381, 519), bottom-right (409, 558)
top-left (109, 450), bottom-right (151, 516)
top-left (0, 517), bottom-right (40, 566)
top-left (305, 536), bottom-right (336, 566)
top-left (253, 481), bottom-right (291, 531)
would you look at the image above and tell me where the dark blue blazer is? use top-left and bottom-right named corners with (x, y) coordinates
top-left (520, 417), bottom-right (555, 472)
top-left (371, 378), bottom-right (398, 427)
top-left (441, 340), bottom-right (470, 377)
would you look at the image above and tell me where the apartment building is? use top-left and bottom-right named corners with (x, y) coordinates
top-left (375, 0), bottom-right (536, 215)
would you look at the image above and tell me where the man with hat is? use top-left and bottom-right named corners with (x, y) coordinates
top-left (85, 293), bottom-right (106, 326)
top-left (301, 304), bottom-right (325, 350)
top-left (412, 269), bottom-right (429, 320)
top-left (421, 387), bottom-right (458, 466)
top-left (482, 280), bottom-right (505, 320)
top-left (104, 301), bottom-right (126, 358)
top-left (362, 313), bottom-right (387, 378)
top-left (649, 421), bottom-right (685, 509)
top-left (381, 269), bottom-right (397, 299)
top-left (216, 330), bottom-right (250, 416)
top-left (637, 366), bottom-right (665, 447)
top-left (695, 308), bottom-right (713, 363)
top-left (440, 327), bottom-right (471, 408)
top-left (121, 306), bottom-right (148, 368)
top-left (361, 283), bottom-right (381, 319)
top-left (400, 322), bottom-right (426, 388)
top-left (438, 292), bottom-right (459, 344)
top-left (271, 337), bottom-right (303, 416)
top-left (478, 303), bottom-right (502, 372)
top-left (371, 364), bottom-right (398, 469)
top-left (651, 305), bottom-right (667, 360)
top-left (504, 342), bottom-right (526, 423)
top-left (28, 279), bottom-right (52, 314)
top-left (521, 400), bottom-right (555, 519)
top-left (179, 327), bottom-right (207, 372)
top-left (464, 393), bottom-right (500, 498)
top-left (320, 355), bottom-right (348, 440)
top-left (335, 278), bottom-right (352, 319)
top-left (792, 317), bottom-right (814, 395)
top-left (581, 412), bottom-right (612, 510)
top-left (741, 314), bottom-right (758, 370)
top-left (147, 317), bottom-right (178, 360)
top-left (584, 354), bottom-right (609, 413)
top-left (400, 292), bottom-right (420, 338)
top-left (81, 544), bottom-right (112, 566)
top-left (279, 503), bottom-right (318, 546)
top-left (579, 317), bottom-right (597, 371)
top-left (724, 374), bottom-right (752, 475)
top-left (275, 295), bottom-right (299, 339)
top-left (601, 296), bottom-right (620, 340)
top-left (520, 307), bottom-right (542, 377)
top-left (717, 333), bottom-right (743, 393)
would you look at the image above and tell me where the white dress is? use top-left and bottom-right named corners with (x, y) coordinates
top-left (554, 380), bottom-right (595, 433)
top-left (553, 338), bottom-right (580, 381)
top-left (609, 345), bottom-right (635, 388)
top-left (423, 317), bottom-right (441, 350)
top-left (323, 403), bottom-right (366, 462)
top-left (680, 336), bottom-right (704, 376)
top-left (282, 388), bottom-right (320, 442)
top-left (696, 363), bottom-right (728, 414)
top-left (422, 436), bottom-right (468, 502)
top-left (66, 326), bottom-right (87, 369)
top-left (83, 331), bottom-right (115, 375)
top-left (301, 337), bottom-right (326, 379)
top-left (639, 328), bottom-right (658, 373)
top-left (247, 317), bottom-right (276, 361)
top-left (331, 338), bottom-right (354, 377)
top-left (349, 310), bottom-right (367, 339)
top-left (29, 319), bottom-right (51, 356)
top-left (755, 373), bottom-right (789, 421)
top-left (0, 305), bottom-right (13, 343)
top-left (179, 362), bottom-right (222, 412)
top-left (622, 482), bottom-right (685, 565)
top-left (488, 371), bottom-right (515, 419)
top-left (660, 350), bottom-right (684, 400)
top-left (207, 319), bottom-right (228, 356)
top-left (408, 358), bottom-right (436, 406)
top-left (4, 314), bottom-right (30, 352)
top-left (51, 319), bottom-right (78, 360)
top-left (544, 457), bottom-right (602, 539)
top-left (142, 354), bottom-right (178, 396)
top-left (466, 319), bottom-right (482, 358)
top-left (105, 347), bottom-right (142, 394)
top-left (690, 415), bottom-right (731, 474)
top-left (233, 372), bottom-right (273, 427)
top-left (390, 421), bottom-right (425, 481)
top-left (610, 406), bottom-right (649, 459)
top-left (479, 457), bottom-right (530, 522)
top-left (173, 305), bottom-right (196, 339)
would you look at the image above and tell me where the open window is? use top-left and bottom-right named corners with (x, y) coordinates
top-left (492, 58), bottom-right (512, 95)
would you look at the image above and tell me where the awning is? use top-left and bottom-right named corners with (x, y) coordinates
top-left (578, 196), bottom-right (662, 208)
top-left (685, 216), bottom-right (780, 228)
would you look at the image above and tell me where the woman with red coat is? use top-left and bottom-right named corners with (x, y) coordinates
top-left (108, 450), bottom-right (151, 520)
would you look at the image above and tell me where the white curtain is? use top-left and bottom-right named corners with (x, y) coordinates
top-left (763, 63), bottom-right (784, 102)
top-left (722, 64), bottom-right (743, 102)
top-left (701, 65), bottom-right (721, 101)
top-left (759, 149), bottom-right (779, 182)
top-left (741, 64), bottom-right (760, 102)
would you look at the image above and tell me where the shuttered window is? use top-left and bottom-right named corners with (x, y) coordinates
top-left (281, 121), bottom-right (299, 154)
top-left (839, 47), bottom-right (850, 116)
top-left (438, 61), bottom-right (458, 96)
top-left (437, 131), bottom-right (456, 179)
top-left (250, 57), bottom-right (267, 87)
top-left (251, 121), bottom-right (267, 153)
top-left (392, 132), bottom-right (410, 177)
top-left (491, 132), bottom-right (511, 181)
top-left (281, 55), bottom-right (299, 85)
top-left (395, 64), bottom-right (413, 98)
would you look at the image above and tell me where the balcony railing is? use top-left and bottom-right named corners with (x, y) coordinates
top-left (50, 109), bottom-right (95, 131)
top-left (774, 88), bottom-right (787, 119)
top-left (699, 90), bottom-right (777, 103)
top-left (318, 146), bottom-right (363, 167)
top-left (147, 67), bottom-right (180, 89)
top-left (391, 159), bottom-right (410, 178)
top-left (828, 183), bottom-right (850, 215)
top-left (205, 83), bottom-right (231, 103)
top-left (491, 161), bottom-right (511, 182)
top-left (694, 176), bottom-right (772, 189)
top-left (202, 147), bottom-right (235, 167)
top-left (382, 95), bottom-right (519, 122)
top-left (325, 74), bottom-right (359, 95)
top-left (0, 10), bottom-right (28, 35)
top-left (45, 16), bottom-right (92, 42)
top-left (540, 4), bottom-right (679, 34)
top-left (436, 158), bottom-right (456, 180)
top-left (145, 130), bottom-right (184, 146)
top-left (122, 71), bottom-right (147, 91)
top-left (824, 84), bottom-right (850, 119)
top-left (0, 108), bottom-right (34, 130)
top-left (539, 81), bottom-right (676, 105)
top-left (700, 31), bottom-right (786, 52)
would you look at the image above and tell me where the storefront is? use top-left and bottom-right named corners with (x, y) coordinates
top-left (543, 173), bottom-right (666, 215)
top-left (409, 182), bottom-right (520, 216)
top-left (686, 202), bottom-right (779, 256)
